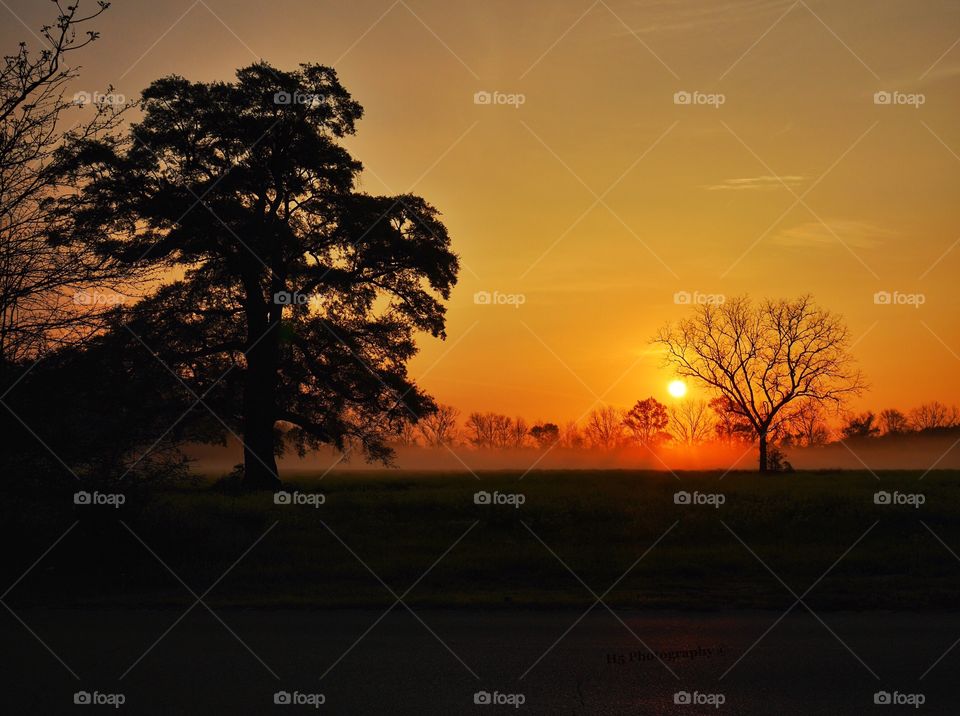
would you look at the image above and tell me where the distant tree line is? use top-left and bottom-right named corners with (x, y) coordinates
top-left (840, 402), bottom-right (960, 439)
top-left (388, 399), bottom-right (960, 456)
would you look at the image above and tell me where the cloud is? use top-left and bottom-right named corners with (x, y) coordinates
top-left (705, 175), bottom-right (806, 191)
top-left (621, 0), bottom-right (793, 35)
top-left (773, 220), bottom-right (896, 249)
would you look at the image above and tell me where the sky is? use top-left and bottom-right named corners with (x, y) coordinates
top-left (3, 0), bottom-right (959, 424)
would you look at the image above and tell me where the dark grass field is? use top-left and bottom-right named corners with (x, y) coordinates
top-left (3, 470), bottom-right (959, 611)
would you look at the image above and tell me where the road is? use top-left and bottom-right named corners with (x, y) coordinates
top-left (1, 609), bottom-right (955, 714)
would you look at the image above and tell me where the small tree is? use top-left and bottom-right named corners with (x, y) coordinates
top-left (669, 399), bottom-right (713, 445)
top-left (910, 402), bottom-right (959, 431)
top-left (419, 404), bottom-right (459, 447)
top-left (529, 422), bottom-right (560, 448)
top-left (623, 397), bottom-right (670, 446)
top-left (559, 421), bottom-right (584, 449)
top-left (655, 295), bottom-right (864, 472)
top-left (465, 412), bottom-right (514, 448)
top-left (878, 408), bottom-right (909, 435)
top-left (782, 401), bottom-right (831, 447)
top-left (584, 406), bottom-right (624, 450)
top-left (509, 417), bottom-right (529, 448)
top-left (841, 412), bottom-right (880, 439)
top-left (394, 420), bottom-right (420, 447)
top-left (710, 396), bottom-right (754, 443)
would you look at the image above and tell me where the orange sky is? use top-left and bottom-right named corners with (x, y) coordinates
top-left (4, 0), bottom-right (958, 423)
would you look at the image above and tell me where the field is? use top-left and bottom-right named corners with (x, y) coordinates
top-left (4, 470), bottom-right (960, 611)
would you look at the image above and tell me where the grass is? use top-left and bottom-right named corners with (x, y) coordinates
top-left (2, 470), bottom-right (959, 610)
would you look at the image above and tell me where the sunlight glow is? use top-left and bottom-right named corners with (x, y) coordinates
top-left (668, 380), bottom-right (688, 399)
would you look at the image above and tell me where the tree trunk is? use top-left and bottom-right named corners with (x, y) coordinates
top-left (758, 431), bottom-right (769, 473)
top-left (240, 319), bottom-right (281, 491)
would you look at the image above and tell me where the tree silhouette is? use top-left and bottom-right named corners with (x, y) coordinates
top-left (584, 406), bottom-right (624, 450)
top-left (841, 412), bottom-right (880, 439)
top-left (878, 408), bottom-right (909, 435)
top-left (781, 401), bottom-right (832, 447)
top-left (710, 396), bottom-right (754, 443)
top-left (0, 0), bottom-right (124, 365)
top-left (418, 403), bottom-right (460, 447)
top-left (623, 397), bottom-right (670, 446)
top-left (668, 399), bottom-right (713, 445)
top-left (910, 402), bottom-right (959, 431)
top-left (655, 295), bottom-right (864, 472)
top-left (528, 422), bottom-right (560, 448)
top-left (52, 63), bottom-right (458, 489)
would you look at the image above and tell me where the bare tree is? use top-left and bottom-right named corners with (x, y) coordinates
top-left (465, 412), bottom-right (514, 448)
top-left (583, 406), bottom-right (624, 450)
top-left (623, 397), bottom-right (670, 446)
top-left (910, 402), bottom-right (959, 431)
top-left (655, 295), bottom-right (864, 471)
top-left (509, 416), bottom-right (529, 448)
top-left (491, 414), bottom-right (513, 448)
top-left (394, 419), bottom-right (420, 447)
top-left (0, 1), bottom-right (128, 364)
top-left (465, 412), bottom-right (494, 447)
top-left (878, 408), bottom-right (910, 435)
top-left (559, 421), bottom-right (584, 449)
top-left (418, 403), bottom-right (459, 447)
top-left (781, 401), bottom-right (832, 447)
top-left (669, 399), bottom-right (714, 445)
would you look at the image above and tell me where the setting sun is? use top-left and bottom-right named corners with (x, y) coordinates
top-left (668, 380), bottom-right (688, 399)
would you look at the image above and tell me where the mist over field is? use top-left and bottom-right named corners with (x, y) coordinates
top-left (186, 431), bottom-right (960, 474)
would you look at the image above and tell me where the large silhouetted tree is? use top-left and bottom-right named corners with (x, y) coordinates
top-left (52, 62), bottom-right (458, 489)
top-left (655, 295), bottom-right (864, 472)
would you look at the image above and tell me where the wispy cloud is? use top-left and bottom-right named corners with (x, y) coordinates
top-left (621, 0), bottom-right (793, 35)
top-left (774, 220), bottom-right (895, 249)
top-left (705, 175), bottom-right (806, 191)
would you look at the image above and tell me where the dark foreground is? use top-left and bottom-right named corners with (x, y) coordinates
top-left (2, 470), bottom-right (959, 713)
top-left (1, 609), bottom-right (955, 714)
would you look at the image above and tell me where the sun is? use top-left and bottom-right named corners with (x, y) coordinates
top-left (667, 380), bottom-right (687, 398)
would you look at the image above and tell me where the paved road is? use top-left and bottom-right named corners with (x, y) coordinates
top-left (2, 609), bottom-right (956, 714)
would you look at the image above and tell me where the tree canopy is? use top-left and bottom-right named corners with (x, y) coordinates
top-left (52, 62), bottom-right (459, 488)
